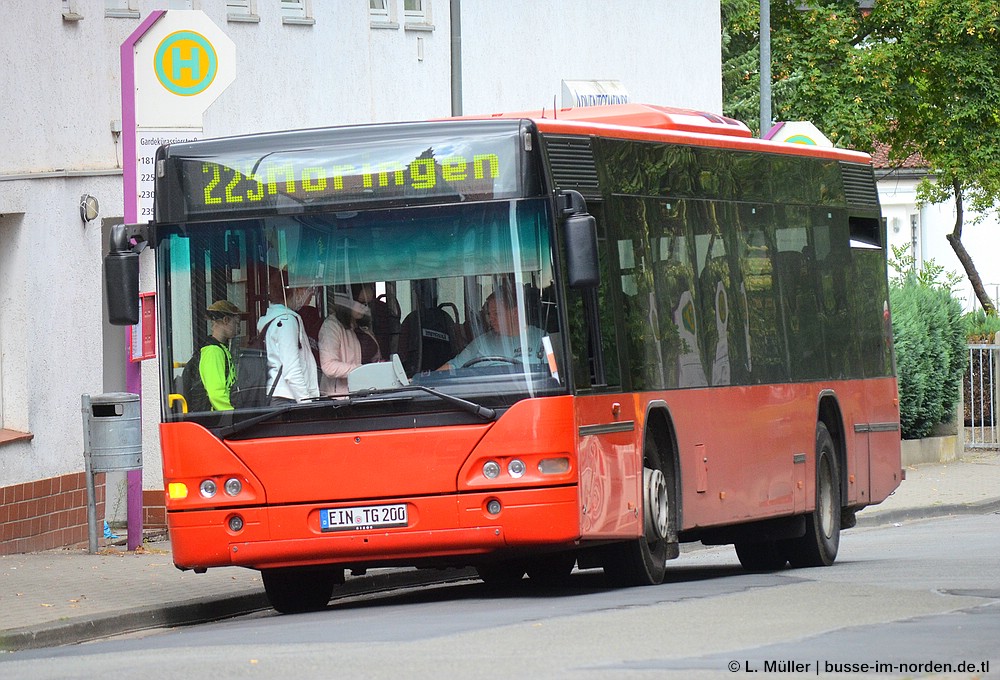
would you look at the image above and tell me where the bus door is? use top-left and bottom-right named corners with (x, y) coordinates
top-left (571, 205), bottom-right (641, 539)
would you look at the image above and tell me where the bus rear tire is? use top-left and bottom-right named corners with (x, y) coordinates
top-left (262, 565), bottom-right (344, 614)
top-left (785, 422), bottom-right (841, 568)
top-left (603, 431), bottom-right (674, 586)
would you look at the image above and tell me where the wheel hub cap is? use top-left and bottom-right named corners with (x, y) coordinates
top-left (643, 467), bottom-right (669, 540)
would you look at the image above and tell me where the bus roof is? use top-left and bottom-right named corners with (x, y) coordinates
top-left (459, 103), bottom-right (872, 164)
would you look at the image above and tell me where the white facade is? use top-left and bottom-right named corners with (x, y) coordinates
top-left (0, 2), bottom-right (722, 519)
top-left (879, 172), bottom-right (1000, 311)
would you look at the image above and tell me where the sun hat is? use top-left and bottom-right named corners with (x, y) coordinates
top-left (207, 300), bottom-right (242, 317)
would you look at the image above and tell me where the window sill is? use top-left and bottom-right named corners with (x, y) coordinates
top-left (105, 10), bottom-right (140, 19)
top-left (370, 21), bottom-right (399, 30)
top-left (282, 17), bottom-right (316, 26)
top-left (404, 22), bottom-right (435, 32)
top-left (227, 13), bottom-right (261, 23)
top-left (0, 429), bottom-right (33, 447)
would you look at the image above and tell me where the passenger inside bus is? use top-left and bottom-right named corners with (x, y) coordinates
top-left (438, 285), bottom-right (546, 370)
top-left (260, 268), bottom-right (320, 404)
top-left (350, 283), bottom-right (383, 365)
top-left (318, 292), bottom-right (370, 396)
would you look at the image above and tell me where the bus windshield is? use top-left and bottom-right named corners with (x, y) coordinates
top-left (160, 197), bottom-right (565, 426)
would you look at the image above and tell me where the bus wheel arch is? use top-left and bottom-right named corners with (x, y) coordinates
top-left (817, 392), bottom-right (848, 505)
top-left (645, 404), bottom-right (681, 546)
top-left (602, 402), bottom-right (680, 586)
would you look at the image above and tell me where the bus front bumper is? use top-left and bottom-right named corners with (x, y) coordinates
top-left (167, 486), bottom-right (580, 571)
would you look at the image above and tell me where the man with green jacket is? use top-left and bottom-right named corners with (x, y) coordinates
top-left (200, 300), bottom-right (242, 410)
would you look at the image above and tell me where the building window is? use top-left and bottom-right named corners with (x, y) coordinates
top-left (282, 0), bottom-right (315, 25)
top-left (226, 0), bottom-right (259, 23)
top-left (105, 0), bottom-right (140, 19)
top-left (370, 0), bottom-right (398, 28)
top-left (403, 0), bottom-right (433, 30)
top-left (0, 213), bottom-right (33, 447)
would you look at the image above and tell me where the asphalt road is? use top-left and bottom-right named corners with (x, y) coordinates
top-left (4, 513), bottom-right (999, 679)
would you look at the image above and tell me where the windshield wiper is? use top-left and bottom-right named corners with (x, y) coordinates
top-left (351, 384), bottom-right (496, 421)
top-left (216, 402), bottom-right (314, 439)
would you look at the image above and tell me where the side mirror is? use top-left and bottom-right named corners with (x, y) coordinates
top-left (564, 212), bottom-right (599, 289)
top-left (104, 224), bottom-right (140, 326)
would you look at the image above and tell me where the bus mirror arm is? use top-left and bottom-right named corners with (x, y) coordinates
top-left (559, 191), bottom-right (600, 289)
top-left (559, 189), bottom-right (588, 217)
top-left (104, 222), bottom-right (148, 326)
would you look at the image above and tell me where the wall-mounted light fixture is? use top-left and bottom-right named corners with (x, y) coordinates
top-left (80, 194), bottom-right (100, 223)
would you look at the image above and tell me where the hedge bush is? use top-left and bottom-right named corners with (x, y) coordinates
top-left (890, 281), bottom-right (966, 439)
top-left (964, 309), bottom-right (1000, 344)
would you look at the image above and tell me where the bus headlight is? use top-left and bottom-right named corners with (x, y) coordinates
top-left (483, 461), bottom-right (501, 479)
top-left (224, 478), bottom-right (242, 496)
top-left (507, 459), bottom-right (526, 478)
top-left (199, 479), bottom-right (217, 498)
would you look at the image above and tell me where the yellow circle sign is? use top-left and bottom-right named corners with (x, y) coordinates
top-left (154, 30), bottom-right (218, 96)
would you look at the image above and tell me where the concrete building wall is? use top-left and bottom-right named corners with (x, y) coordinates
top-left (0, 0), bottom-right (722, 551)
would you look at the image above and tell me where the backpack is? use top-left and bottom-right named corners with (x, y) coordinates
top-left (231, 318), bottom-right (281, 408)
top-left (179, 338), bottom-right (223, 413)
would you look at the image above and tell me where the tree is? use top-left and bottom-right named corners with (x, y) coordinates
top-left (722, 0), bottom-right (1000, 313)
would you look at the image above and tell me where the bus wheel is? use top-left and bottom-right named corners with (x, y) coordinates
top-left (785, 422), bottom-right (841, 567)
top-left (735, 541), bottom-right (788, 571)
top-left (477, 560), bottom-right (527, 587)
top-left (262, 565), bottom-right (344, 614)
top-left (603, 431), bottom-right (672, 586)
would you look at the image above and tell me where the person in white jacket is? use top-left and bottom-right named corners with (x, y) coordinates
top-left (318, 292), bottom-right (368, 395)
top-left (259, 269), bottom-right (320, 404)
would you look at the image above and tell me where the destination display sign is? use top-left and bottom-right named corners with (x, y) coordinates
top-left (155, 121), bottom-right (527, 222)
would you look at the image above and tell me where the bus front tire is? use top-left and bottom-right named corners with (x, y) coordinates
top-left (603, 432), bottom-right (674, 586)
top-left (735, 541), bottom-right (788, 571)
top-left (262, 565), bottom-right (344, 614)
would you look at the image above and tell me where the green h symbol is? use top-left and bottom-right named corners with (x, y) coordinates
top-left (171, 45), bottom-right (202, 82)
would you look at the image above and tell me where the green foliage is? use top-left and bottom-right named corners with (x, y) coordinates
top-left (890, 281), bottom-right (966, 439)
top-left (722, 0), bottom-right (889, 146)
top-left (963, 309), bottom-right (1000, 343)
top-left (887, 244), bottom-right (962, 292)
top-left (870, 1), bottom-right (1000, 214)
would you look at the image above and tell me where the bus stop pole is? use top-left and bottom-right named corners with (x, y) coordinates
top-left (759, 0), bottom-right (772, 136)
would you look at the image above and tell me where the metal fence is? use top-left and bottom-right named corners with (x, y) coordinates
top-left (965, 344), bottom-right (999, 449)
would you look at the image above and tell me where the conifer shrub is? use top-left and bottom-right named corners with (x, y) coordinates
top-left (890, 281), bottom-right (965, 439)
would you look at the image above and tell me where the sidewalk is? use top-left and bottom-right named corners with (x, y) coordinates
top-left (2, 449), bottom-right (999, 653)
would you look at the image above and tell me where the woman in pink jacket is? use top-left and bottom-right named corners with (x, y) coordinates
top-left (318, 293), bottom-right (368, 395)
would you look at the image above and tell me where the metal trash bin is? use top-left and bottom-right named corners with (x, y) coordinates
top-left (82, 393), bottom-right (142, 472)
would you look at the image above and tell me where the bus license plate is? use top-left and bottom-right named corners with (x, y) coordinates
top-left (320, 504), bottom-right (408, 532)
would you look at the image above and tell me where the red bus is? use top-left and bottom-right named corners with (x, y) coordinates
top-left (105, 104), bottom-right (902, 613)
